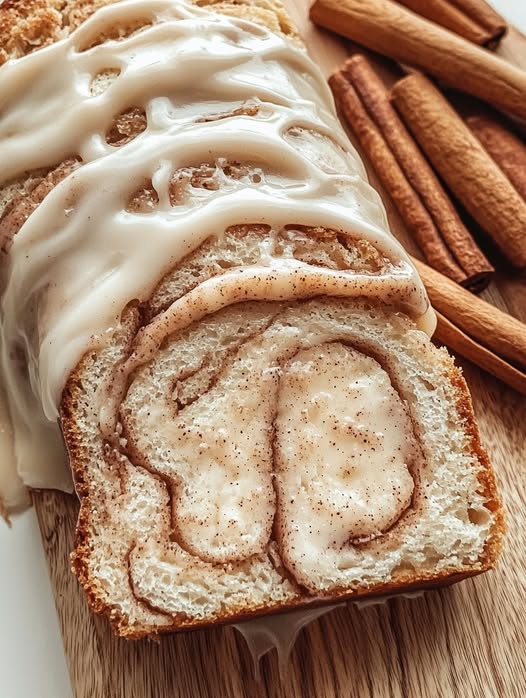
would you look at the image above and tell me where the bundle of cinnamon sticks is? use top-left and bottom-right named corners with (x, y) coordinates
top-left (331, 58), bottom-right (526, 277)
top-left (391, 74), bottom-right (526, 271)
top-left (330, 62), bottom-right (526, 394)
top-left (329, 56), bottom-right (494, 291)
top-left (311, 0), bottom-right (526, 120)
top-left (314, 0), bottom-right (526, 277)
top-left (313, 0), bottom-right (526, 395)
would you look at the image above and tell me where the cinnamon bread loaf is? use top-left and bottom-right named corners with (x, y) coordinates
top-left (0, 0), bottom-right (503, 637)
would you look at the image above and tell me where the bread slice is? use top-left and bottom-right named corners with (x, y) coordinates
top-left (0, 0), bottom-right (503, 638)
top-left (59, 225), bottom-right (502, 638)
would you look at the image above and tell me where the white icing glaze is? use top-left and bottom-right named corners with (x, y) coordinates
top-left (234, 603), bottom-right (343, 678)
top-left (0, 0), bottom-right (434, 502)
top-left (234, 591), bottom-right (425, 677)
top-left (0, 389), bottom-right (29, 514)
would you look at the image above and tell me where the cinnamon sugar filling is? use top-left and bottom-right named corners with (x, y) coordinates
top-left (113, 303), bottom-right (425, 594)
top-left (96, 221), bottom-right (410, 439)
top-left (0, 159), bottom-right (81, 253)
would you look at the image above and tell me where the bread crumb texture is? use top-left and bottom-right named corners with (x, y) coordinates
top-left (63, 293), bottom-right (502, 638)
top-left (0, 0), bottom-right (297, 65)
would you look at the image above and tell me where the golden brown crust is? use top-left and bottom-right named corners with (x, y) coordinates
top-left (0, 0), bottom-right (62, 66)
top-left (61, 308), bottom-right (146, 637)
top-left (0, 0), bottom-right (124, 65)
top-left (447, 364), bottom-right (505, 564)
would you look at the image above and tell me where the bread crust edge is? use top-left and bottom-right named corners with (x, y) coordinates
top-left (60, 348), bottom-right (505, 639)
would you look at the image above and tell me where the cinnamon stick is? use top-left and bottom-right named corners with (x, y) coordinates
top-left (396, 0), bottom-right (507, 48)
top-left (450, 0), bottom-right (507, 37)
top-left (392, 74), bottom-right (526, 269)
top-left (309, 0), bottom-right (526, 121)
top-left (339, 55), bottom-right (493, 291)
top-left (466, 114), bottom-right (526, 202)
top-left (413, 257), bottom-right (526, 372)
top-left (434, 311), bottom-right (526, 397)
top-left (329, 72), bottom-right (465, 284)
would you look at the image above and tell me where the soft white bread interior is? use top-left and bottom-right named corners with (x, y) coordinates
top-left (61, 229), bottom-right (502, 638)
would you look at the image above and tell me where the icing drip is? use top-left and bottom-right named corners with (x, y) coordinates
top-left (234, 604), bottom-right (343, 680)
top-left (234, 592), bottom-right (425, 679)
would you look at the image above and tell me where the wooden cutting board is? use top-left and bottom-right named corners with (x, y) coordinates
top-left (34, 3), bottom-right (526, 696)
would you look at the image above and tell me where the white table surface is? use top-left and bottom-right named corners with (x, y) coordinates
top-left (0, 2), bottom-right (524, 697)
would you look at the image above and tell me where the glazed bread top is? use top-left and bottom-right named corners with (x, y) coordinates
top-left (0, 0), bottom-right (432, 502)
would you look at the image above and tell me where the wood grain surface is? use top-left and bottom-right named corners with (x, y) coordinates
top-left (34, 3), bottom-right (526, 696)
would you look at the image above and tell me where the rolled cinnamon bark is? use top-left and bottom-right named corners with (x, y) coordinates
top-left (392, 74), bottom-right (526, 269)
top-left (451, 0), bottom-right (507, 38)
top-left (329, 71), bottom-right (466, 285)
top-left (341, 55), bottom-right (493, 291)
top-left (434, 311), bottom-right (526, 397)
top-left (413, 257), bottom-right (526, 371)
top-left (466, 114), bottom-right (526, 202)
top-left (309, 0), bottom-right (526, 121)
top-left (396, 0), bottom-right (506, 48)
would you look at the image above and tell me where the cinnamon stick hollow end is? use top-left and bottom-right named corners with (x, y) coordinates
top-left (396, 0), bottom-right (507, 49)
top-left (0, 0), bottom-right (503, 638)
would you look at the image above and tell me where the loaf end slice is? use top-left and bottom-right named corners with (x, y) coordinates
top-left (61, 289), bottom-right (503, 638)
